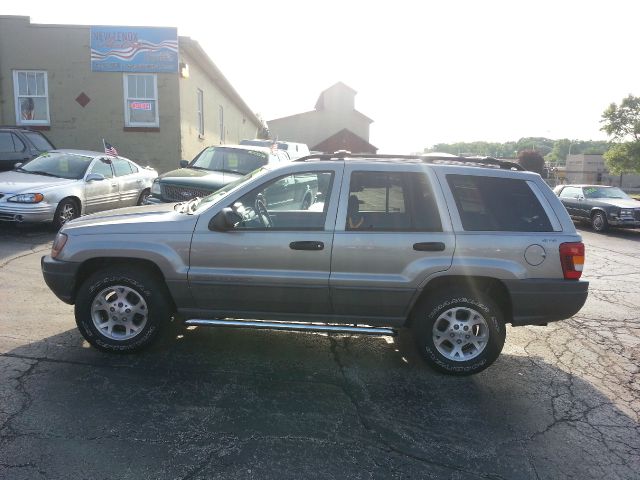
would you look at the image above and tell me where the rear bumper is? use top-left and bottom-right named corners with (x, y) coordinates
top-left (41, 255), bottom-right (81, 304)
top-left (504, 279), bottom-right (589, 326)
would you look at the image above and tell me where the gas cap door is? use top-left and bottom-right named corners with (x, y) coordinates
top-left (524, 244), bottom-right (547, 266)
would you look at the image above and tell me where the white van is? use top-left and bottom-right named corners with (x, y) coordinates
top-left (240, 139), bottom-right (310, 160)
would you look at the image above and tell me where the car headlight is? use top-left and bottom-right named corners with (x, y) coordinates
top-left (620, 208), bottom-right (633, 216)
top-left (51, 232), bottom-right (68, 259)
top-left (151, 179), bottom-right (161, 195)
top-left (7, 193), bottom-right (44, 203)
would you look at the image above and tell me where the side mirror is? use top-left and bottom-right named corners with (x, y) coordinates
top-left (13, 162), bottom-right (23, 169)
top-left (179, 160), bottom-right (189, 168)
top-left (209, 207), bottom-right (242, 232)
top-left (577, 195), bottom-right (584, 200)
top-left (86, 173), bottom-right (106, 182)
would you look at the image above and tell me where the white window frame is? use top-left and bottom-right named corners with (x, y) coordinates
top-left (13, 70), bottom-right (50, 126)
top-left (197, 89), bottom-right (204, 136)
top-left (123, 74), bottom-right (159, 128)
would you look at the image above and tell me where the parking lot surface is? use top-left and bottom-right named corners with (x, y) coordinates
top-left (0, 223), bottom-right (638, 479)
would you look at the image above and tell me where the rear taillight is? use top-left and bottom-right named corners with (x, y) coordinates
top-left (559, 242), bottom-right (584, 280)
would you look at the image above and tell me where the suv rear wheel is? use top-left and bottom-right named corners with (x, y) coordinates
top-left (74, 267), bottom-right (171, 353)
top-left (411, 288), bottom-right (506, 375)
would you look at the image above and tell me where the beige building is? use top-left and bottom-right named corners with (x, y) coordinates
top-left (0, 16), bottom-right (261, 173)
top-left (565, 154), bottom-right (640, 188)
top-left (268, 82), bottom-right (376, 153)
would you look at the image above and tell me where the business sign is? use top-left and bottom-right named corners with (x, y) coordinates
top-left (130, 102), bottom-right (152, 110)
top-left (90, 26), bottom-right (178, 73)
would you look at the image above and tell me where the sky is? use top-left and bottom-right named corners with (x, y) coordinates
top-left (3, 0), bottom-right (639, 152)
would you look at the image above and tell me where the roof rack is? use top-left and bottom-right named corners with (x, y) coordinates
top-left (293, 150), bottom-right (524, 171)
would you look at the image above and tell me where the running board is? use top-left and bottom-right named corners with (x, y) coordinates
top-left (184, 319), bottom-right (397, 337)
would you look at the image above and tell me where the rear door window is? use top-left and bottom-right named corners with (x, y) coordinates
top-left (447, 174), bottom-right (553, 232)
top-left (23, 131), bottom-right (54, 151)
top-left (560, 186), bottom-right (581, 198)
top-left (346, 171), bottom-right (442, 231)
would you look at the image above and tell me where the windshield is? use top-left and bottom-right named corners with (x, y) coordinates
top-left (19, 152), bottom-right (93, 179)
top-left (192, 167), bottom-right (270, 213)
top-left (583, 186), bottom-right (630, 199)
top-left (190, 147), bottom-right (268, 174)
top-left (23, 131), bottom-right (54, 151)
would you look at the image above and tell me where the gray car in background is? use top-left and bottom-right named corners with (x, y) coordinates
top-left (41, 153), bottom-right (588, 375)
top-left (146, 145), bottom-right (289, 203)
top-left (0, 149), bottom-right (157, 229)
top-left (0, 126), bottom-right (56, 171)
top-left (554, 184), bottom-right (640, 232)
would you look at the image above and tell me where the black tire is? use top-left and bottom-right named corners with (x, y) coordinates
top-left (74, 267), bottom-right (172, 353)
top-left (137, 188), bottom-right (150, 206)
top-left (411, 288), bottom-right (506, 375)
top-left (591, 211), bottom-right (608, 232)
top-left (52, 198), bottom-right (79, 230)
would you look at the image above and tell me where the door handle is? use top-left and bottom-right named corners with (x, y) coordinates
top-left (290, 241), bottom-right (324, 251)
top-left (111, 183), bottom-right (118, 188)
top-left (413, 242), bottom-right (446, 252)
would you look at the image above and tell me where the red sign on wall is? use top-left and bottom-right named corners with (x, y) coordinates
top-left (130, 102), bottom-right (152, 110)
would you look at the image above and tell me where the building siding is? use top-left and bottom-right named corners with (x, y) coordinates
top-left (178, 49), bottom-right (259, 163)
top-left (0, 16), bottom-right (261, 174)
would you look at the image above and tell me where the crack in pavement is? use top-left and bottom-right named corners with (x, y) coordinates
top-left (0, 246), bottom-right (50, 270)
top-left (327, 335), bottom-right (509, 480)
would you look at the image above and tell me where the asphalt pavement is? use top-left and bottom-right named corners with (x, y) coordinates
top-left (0, 222), bottom-right (638, 479)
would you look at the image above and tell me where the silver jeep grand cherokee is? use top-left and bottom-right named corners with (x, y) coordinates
top-left (41, 152), bottom-right (588, 375)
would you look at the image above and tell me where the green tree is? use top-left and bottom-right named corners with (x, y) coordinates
top-left (601, 94), bottom-right (640, 174)
top-left (517, 150), bottom-right (545, 175)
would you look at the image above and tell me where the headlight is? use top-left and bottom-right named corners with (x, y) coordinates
top-left (620, 208), bottom-right (633, 216)
top-left (8, 193), bottom-right (44, 203)
top-left (151, 179), bottom-right (161, 195)
top-left (51, 233), bottom-right (68, 259)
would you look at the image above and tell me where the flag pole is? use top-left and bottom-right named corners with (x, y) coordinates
top-left (102, 138), bottom-right (106, 152)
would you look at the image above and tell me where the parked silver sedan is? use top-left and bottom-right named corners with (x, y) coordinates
top-left (0, 149), bottom-right (157, 229)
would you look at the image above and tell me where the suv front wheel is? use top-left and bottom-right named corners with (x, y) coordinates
top-left (411, 289), bottom-right (506, 375)
top-left (74, 267), bottom-right (172, 353)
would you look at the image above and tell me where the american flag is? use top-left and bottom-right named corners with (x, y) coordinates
top-left (103, 139), bottom-right (118, 156)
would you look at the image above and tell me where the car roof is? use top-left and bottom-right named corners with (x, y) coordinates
top-left (209, 144), bottom-right (273, 154)
top-left (293, 151), bottom-right (524, 171)
top-left (559, 184), bottom-right (614, 188)
top-left (47, 149), bottom-right (108, 157)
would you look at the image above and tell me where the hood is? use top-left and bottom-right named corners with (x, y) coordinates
top-left (159, 167), bottom-right (241, 189)
top-left (0, 170), bottom-right (78, 194)
top-left (592, 198), bottom-right (640, 209)
top-left (61, 202), bottom-right (199, 235)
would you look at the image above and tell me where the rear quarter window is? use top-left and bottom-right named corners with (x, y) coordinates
top-left (447, 174), bottom-right (553, 232)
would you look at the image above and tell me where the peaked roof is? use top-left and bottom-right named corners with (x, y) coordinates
top-left (315, 82), bottom-right (357, 110)
top-left (312, 128), bottom-right (377, 154)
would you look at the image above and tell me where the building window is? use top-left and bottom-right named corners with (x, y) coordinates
top-left (123, 74), bottom-right (159, 127)
top-left (13, 70), bottom-right (50, 126)
top-left (219, 105), bottom-right (225, 142)
top-left (197, 89), bottom-right (204, 136)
